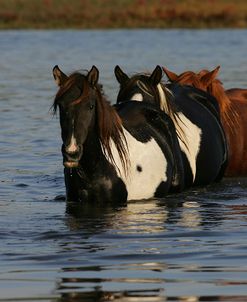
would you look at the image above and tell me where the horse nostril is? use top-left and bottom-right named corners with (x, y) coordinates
top-left (65, 135), bottom-right (80, 154)
top-left (62, 144), bottom-right (82, 161)
top-left (65, 142), bottom-right (80, 154)
top-left (65, 145), bottom-right (79, 154)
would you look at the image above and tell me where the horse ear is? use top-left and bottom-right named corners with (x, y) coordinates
top-left (200, 66), bottom-right (220, 87)
top-left (163, 67), bottom-right (178, 82)
top-left (114, 65), bottom-right (129, 84)
top-left (87, 65), bottom-right (99, 86)
top-left (53, 65), bottom-right (68, 86)
top-left (150, 65), bottom-right (163, 85)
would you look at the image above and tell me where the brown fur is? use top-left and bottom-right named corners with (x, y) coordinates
top-left (164, 66), bottom-right (247, 176)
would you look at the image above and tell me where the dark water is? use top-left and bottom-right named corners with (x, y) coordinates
top-left (0, 29), bottom-right (247, 301)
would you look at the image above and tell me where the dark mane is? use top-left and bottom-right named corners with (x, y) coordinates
top-left (53, 71), bottom-right (129, 173)
top-left (117, 72), bottom-right (187, 149)
top-left (117, 73), bottom-right (160, 106)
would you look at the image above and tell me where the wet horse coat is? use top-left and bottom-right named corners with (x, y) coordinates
top-left (163, 66), bottom-right (247, 176)
top-left (115, 65), bottom-right (228, 187)
top-left (52, 66), bottom-right (184, 202)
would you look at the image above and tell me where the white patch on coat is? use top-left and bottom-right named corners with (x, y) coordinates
top-left (104, 128), bottom-right (168, 201)
top-left (66, 134), bottom-right (78, 153)
top-left (130, 93), bottom-right (143, 102)
top-left (156, 84), bottom-right (202, 181)
top-left (176, 113), bottom-right (201, 181)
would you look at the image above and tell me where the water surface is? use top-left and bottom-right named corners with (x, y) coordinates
top-left (0, 29), bottom-right (247, 301)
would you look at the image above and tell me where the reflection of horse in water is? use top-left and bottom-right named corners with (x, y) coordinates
top-left (60, 191), bottom-right (226, 302)
top-left (163, 66), bottom-right (247, 177)
top-left (65, 190), bottom-right (225, 235)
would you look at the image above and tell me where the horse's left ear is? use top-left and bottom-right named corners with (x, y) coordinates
top-left (200, 66), bottom-right (220, 87)
top-left (163, 67), bottom-right (179, 82)
top-left (114, 65), bottom-right (129, 84)
top-left (52, 65), bottom-right (68, 86)
top-left (150, 65), bottom-right (163, 85)
top-left (87, 65), bottom-right (99, 87)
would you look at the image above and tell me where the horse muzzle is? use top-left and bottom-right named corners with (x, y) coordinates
top-left (62, 144), bottom-right (83, 169)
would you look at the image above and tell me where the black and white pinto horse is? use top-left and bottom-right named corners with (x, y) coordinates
top-left (114, 65), bottom-right (228, 187)
top-left (52, 65), bottom-right (184, 203)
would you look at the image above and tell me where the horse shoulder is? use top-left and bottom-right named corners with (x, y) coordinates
top-left (109, 106), bottom-right (174, 200)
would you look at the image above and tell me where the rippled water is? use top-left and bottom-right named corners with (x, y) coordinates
top-left (0, 29), bottom-right (247, 301)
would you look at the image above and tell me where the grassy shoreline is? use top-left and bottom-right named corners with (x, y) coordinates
top-left (0, 0), bottom-right (247, 29)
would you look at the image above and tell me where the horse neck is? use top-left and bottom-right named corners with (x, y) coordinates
top-left (209, 81), bottom-right (231, 112)
top-left (209, 81), bottom-right (240, 133)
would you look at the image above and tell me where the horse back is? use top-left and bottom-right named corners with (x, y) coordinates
top-left (168, 83), bottom-right (221, 119)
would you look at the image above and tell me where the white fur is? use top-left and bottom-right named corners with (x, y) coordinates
top-left (156, 85), bottom-right (201, 181)
top-left (130, 93), bottom-right (143, 102)
top-left (104, 128), bottom-right (168, 201)
top-left (128, 82), bottom-right (202, 182)
top-left (176, 114), bottom-right (201, 181)
top-left (157, 84), bottom-right (169, 112)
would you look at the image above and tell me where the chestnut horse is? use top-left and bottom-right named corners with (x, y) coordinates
top-left (163, 66), bottom-right (247, 176)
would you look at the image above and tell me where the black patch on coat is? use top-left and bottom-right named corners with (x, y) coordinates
top-left (136, 165), bottom-right (142, 172)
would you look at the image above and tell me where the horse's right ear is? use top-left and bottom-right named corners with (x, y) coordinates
top-left (114, 65), bottom-right (129, 84)
top-left (87, 65), bottom-right (99, 87)
top-left (163, 67), bottom-right (178, 82)
top-left (53, 65), bottom-right (68, 86)
top-left (200, 66), bottom-right (220, 87)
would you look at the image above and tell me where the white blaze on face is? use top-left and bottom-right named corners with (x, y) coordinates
top-left (66, 133), bottom-right (78, 153)
top-left (130, 93), bottom-right (143, 102)
top-left (104, 128), bottom-right (168, 201)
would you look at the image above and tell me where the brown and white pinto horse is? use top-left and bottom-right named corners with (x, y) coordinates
top-left (163, 66), bottom-right (247, 176)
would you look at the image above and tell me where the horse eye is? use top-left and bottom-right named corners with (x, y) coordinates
top-left (90, 104), bottom-right (94, 110)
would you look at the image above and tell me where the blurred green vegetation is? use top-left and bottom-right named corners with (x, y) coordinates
top-left (0, 0), bottom-right (247, 29)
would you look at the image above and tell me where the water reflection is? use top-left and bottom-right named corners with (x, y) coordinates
top-left (55, 295), bottom-right (247, 302)
top-left (64, 192), bottom-right (226, 235)
top-left (1, 29), bottom-right (247, 302)
top-left (65, 201), bottom-right (126, 234)
top-left (55, 191), bottom-right (236, 302)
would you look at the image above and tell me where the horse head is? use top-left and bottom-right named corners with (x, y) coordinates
top-left (163, 66), bottom-right (234, 117)
top-left (52, 65), bottom-right (99, 168)
top-left (115, 65), bottom-right (164, 106)
top-left (163, 65), bottom-right (221, 92)
top-left (115, 65), bottom-right (177, 122)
